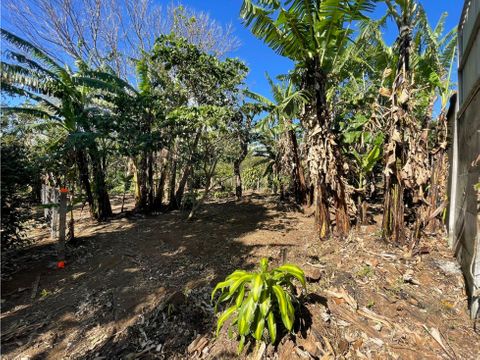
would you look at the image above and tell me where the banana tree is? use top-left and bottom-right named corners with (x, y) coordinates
top-left (416, 10), bottom-right (457, 234)
top-left (241, 0), bottom-right (376, 238)
top-left (380, 0), bottom-right (457, 244)
top-left (342, 115), bottom-right (383, 224)
top-left (1, 28), bottom-right (113, 220)
top-left (247, 75), bottom-right (309, 204)
top-left (252, 127), bottom-right (283, 195)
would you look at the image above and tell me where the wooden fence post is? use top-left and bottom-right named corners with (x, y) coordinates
top-left (50, 189), bottom-right (59, 240)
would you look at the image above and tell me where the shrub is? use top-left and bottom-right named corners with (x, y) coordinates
top-left (1, 135), bottom-right (34, 250)
top-left (211, 258), bottom-right (306, 353)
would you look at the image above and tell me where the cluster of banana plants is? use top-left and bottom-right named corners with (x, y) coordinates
top-left (211, 258), bottom-right (306, 353)
top-left (341, 114), bottom-right (384, 224)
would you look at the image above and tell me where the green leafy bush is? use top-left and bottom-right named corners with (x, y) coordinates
top-left (1, 135), bottom-right (35, 250)
top-left (211, 258), bottom-right (306, 353)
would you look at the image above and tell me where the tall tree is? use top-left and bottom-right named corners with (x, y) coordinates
top-left (231, 102), bottom-right (263, 200)
top-left (380, 0), bottom-right (456, 244)
top-left (248, 76), bottom-right (309, 204)
top-left (1, 29), bottom-right (113, 219)
top-left (240, 0), bottom-right (375, 238)
top-left (2, 1), bottom-right (240, 78)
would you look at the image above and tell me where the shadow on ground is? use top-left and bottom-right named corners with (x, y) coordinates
top-left (1, 195), bottom-right (295, 359)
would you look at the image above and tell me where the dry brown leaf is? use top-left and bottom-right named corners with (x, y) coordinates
top-left (379, 87), bottom-right (392, 97)
top-left (325, 288), bottom-right (358, 310)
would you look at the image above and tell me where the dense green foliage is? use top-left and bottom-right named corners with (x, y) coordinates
top-left (0, 0), bottom-right (457, 320)
top-left (1, 133), bottom-right (35, 249)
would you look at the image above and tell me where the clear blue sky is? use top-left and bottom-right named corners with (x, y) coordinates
top-left (1, 1), bottom-right (464, 102)
top-left (179, 1), bottom-right (463, 99)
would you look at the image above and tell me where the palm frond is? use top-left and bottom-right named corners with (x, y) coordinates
top-left (1, 28), bottom-right (64, 74)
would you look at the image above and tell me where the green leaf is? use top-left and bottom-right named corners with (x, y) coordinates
top-left (274, 264), bottom-right (306, 287)
top-left (238, 293), bottom-right (257, 335)
top-left (226, 270), bottom-right (248, 281)
top-left (229, 274), bottom-right (253, 298)
top-left (235, 284), bottom-right (246, 308)
top-left (251, 274), bottom-right (264, 302)
top-left (238, 335), bottom-right (246, 354)
top-left (214, 291), bottom-right (230, 313)
top-left (259, 291), bottom-right (271, 316)
top-left (253, 310), bottom-right (265, 341)
top-left (216, 305), bottom-right (237, 336)
top-left (266, 311), bottom-right (277, 343)
top-left (211, 279), bottom-right (232, 302)
top-left (260, 258), bottom-right (269, 272)
top-left (362, 143), bottom-right (382, 174)
top-left (272, 285), bottom-right (293, 330)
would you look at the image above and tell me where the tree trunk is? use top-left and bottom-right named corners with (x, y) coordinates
top-left (187, 158), bottom-right (218, 220)
top-left (76, 149), bottom-right (96, 219)
top-left (136, 152), bottom-right (149, 212)
top-left (168, 141), bottom-right (179, 210)
top-left (89, 146), bottom-right (112, 220)
top-left (175, 129), bottom-right (202, 207)
top-left (234, 140), bottom-right (248, 200)
top-left (382, 21), bottom-right (412, 244)
top-left (288, 127), bottom-right (307, 204)
top-left (357, 197), bottom-right (368, 226)
top-left (303, 58), bottom-right (350, 238)
top-left (154, 150), bottom-right (170, 210)
top-left (147, 151), bottom-right (154, 210)
top-left (314, 178), bottom-right (330, 239)
top-left (234, 160), bottom-right (242, 200)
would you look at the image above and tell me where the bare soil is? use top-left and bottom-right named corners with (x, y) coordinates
top-left (1, 194), bottom-right (479, 359)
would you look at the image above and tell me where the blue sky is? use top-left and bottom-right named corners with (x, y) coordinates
top-left (1, 1), bottom-right (463, 103)
top-left (179, 1), bottom-right (463, 98)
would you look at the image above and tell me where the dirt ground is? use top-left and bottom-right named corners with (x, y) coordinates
top-left (1, 194), bottom-right (479, 359)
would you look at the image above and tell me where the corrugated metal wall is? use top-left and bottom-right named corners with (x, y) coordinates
top-left (449, 0), bottom-right (480, 319)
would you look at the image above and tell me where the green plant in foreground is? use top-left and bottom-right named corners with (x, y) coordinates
top-left (211, 258), bottom-right (306, 353)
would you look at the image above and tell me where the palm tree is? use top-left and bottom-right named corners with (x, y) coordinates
top-left (1, 28), bottom-right (113, 220)
top-left (240, 0), bottom-right (376, 238)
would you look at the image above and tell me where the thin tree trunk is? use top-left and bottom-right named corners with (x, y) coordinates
top-left (168, 141), bottom-right (179, 209)
top-left (315, 178), bottom-right (330, 239)
top-left (175, 129), bottom-right (202, 207)
top-left (121, 191), bottom-right (126, 213)
top-left (234, 140), bottom-right (248, 200)
top-left (89, 146), bottom-right (112, 220)
top-left (147, 151), bottom-right (154, 211)
top-left (154, 150), bottom-right (170, 210)
top-left (234, 160), bottom-right (242, 200)
top-left (187, 158), bottom-right (218, 220)
top-left (136, 152), bottom-right (149, 212)
top-left (382, 20), bottom-right (412, 244)
top-left (76, 149), bottom-right (96, 219)
top-left (288, 127), bottom-right (307, 204)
